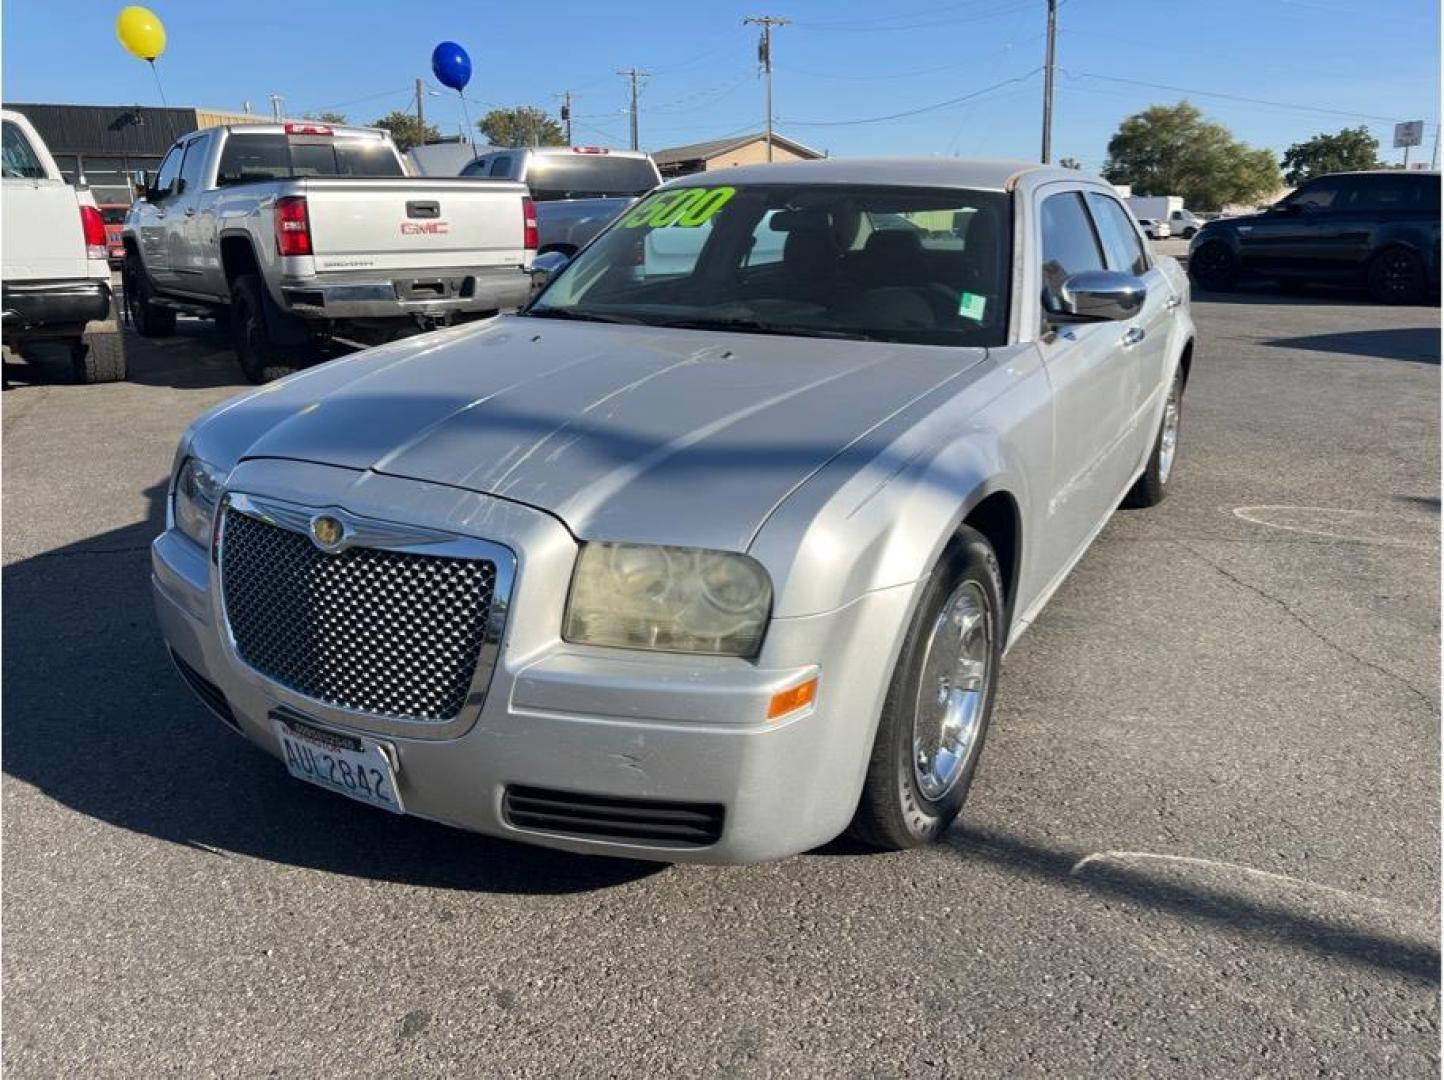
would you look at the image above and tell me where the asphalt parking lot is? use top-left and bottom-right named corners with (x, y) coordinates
top-left (3, 285), bottom-right (1439, 1075)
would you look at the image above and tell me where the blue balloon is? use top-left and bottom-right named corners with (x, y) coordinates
top-left (431, 42), bottom-right (472, 92)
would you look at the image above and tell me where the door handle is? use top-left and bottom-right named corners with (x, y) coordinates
top-left (1121, 326), bottom-right (1146, 347)
top-left (1164, 294), bottom-right (1182, 310)
top-left (183, 208), bottom-right (197, 217)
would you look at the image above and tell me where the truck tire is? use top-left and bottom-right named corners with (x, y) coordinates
top-left (849, 527), bottom-right (1002, 850)
top-left (70, 333), bottom-right (127, 384)
top-left (230, 275), bottom-right (297, 384)
top-left (123, 256), bottom-right (177, 338)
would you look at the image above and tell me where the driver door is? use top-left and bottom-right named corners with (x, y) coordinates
top-left (133, 142), bottom-right (183, 288)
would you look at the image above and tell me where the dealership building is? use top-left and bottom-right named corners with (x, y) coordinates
top-left (4, 101), bottom-right (264, 205)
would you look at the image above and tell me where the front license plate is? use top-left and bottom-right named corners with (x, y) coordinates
top-left (271, 714), bottom-right (404, 815)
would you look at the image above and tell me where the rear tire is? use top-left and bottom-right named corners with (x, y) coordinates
top-left (122, 255), bottom-right (177, 338)
top-left (849, 527), bottom-right (1003, 851)
top-left (70, 333), bottom-right (126, 384)
top-left (1367, 246), bottom-right (1428, 305)
top-left (1188, 240), bottom-right (1239, 292)
top-left (1124, 365), bottom-right (1184, 508)
top-left (230, 275), bottom-right (297, 384)
top-left (1181, 226), bottom-right (1198, 239)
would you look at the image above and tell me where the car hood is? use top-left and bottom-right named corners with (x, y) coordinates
top-left (194, 316), bottom-right (987, 552)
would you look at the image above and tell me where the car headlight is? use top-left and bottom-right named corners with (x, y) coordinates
top-left (563, 542), bottom-right (773, 658)
top-left (172, 456), bottom-right (224, 549)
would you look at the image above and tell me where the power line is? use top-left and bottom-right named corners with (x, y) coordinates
top-left (792, 0), bottom-right (1035, 33)
top-left (777, 32), bottom-right (1045, 81)
top-left (1061, 70), bottom-right (1417, 125)
top-left (782, 67), bottom-right (1041, 126)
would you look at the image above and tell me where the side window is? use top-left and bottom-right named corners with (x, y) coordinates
top-left (177, 135), bottom-right (209, 195)
top-left (1, 121), bottom-right (48, 180)
top-left (1350, 174), bottom-right (1420, 211)
top-left (1039, 191), bottom-right (1105, 309)
top-left (152, 145), bottom-right (183, 198)
top-left (1085, 192), bottom-right (1148, 277)
top-left (1288, 178), bottom-right (1343, 209)
top-left (460, 157), bottom-right (489, 177)
top-left (489, 155), bottom-right (513, 178)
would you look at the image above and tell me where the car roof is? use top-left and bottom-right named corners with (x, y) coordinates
top-left (1307, 169), bottom-right (1441, 178)
top-left (662, 157), bottom-right (1091, 192)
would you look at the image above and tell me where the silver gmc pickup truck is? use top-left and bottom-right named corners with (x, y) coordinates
top-left (124, 122), bottom-right (536, 382)
top-left (153, 159), bottom-right (1194, 864)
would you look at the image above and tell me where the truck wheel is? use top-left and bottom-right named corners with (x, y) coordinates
top-left (70, 333), bottom-right (127, 384)
top-left (1367, 246), bottom-right (1428, 305)
top-left (123, 256), bottom-right (177, 338)
top-left (849, 527), bottom-right (1002, 851)
top-left (1181, 226), bottom-right (1198, 239)
top-left (1188, 240), bottom-right (1239, 292)
top-left (231, 275), bottom-right (296, 384)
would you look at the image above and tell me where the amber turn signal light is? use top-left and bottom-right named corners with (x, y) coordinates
top-left (767, 677), bottom-right (818, 721)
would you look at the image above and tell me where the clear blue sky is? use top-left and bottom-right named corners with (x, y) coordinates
top-left (3, 0), bottom-right (1439, 167)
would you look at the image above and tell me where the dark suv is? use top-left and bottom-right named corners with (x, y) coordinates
top-left (1188, 170), bottom-right (1439, 303)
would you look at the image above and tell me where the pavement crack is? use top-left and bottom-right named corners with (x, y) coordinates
top-left (1165, 532), bottom-right (1438, 713)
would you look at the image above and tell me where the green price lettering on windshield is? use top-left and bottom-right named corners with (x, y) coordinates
top-left (621, 186), bottom-right (736, 229)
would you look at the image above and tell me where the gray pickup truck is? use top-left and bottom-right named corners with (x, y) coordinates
top-left (460, 146), bottom-right (660, 257)
top-left (123, 122), bottom-right (536, 382)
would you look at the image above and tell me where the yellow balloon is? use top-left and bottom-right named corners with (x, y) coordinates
top-left (116, 6), bottom-right (166, 62)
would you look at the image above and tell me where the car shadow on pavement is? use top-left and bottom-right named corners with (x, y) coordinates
top-left (1265, 327), bottom-right (1441, 364)
top-left (931, 825), bottom-right (1441, 985)
top-left (2, 481), bottom-right (661, 896)
top-left (1191, 283), bottom-right (1386, 307)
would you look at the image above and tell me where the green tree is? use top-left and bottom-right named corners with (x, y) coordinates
top-left (1058, 156), bottom-right (1083, 170)
top-left (478, 106), bottom-right (565, 149)
top-left (1102, 101), bottom-right (1281, 211)
top-left (305, 111), bottom-right (349, 125)
top-left (370, 110), bottom-right (441, 152)
top-left (1280, 126), bottom-right (1381, 185)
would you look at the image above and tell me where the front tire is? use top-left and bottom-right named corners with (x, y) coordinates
top-left (849, 527), bottom-right (1003, 850)
top-left (122, 255), bottom-right (176, 338)
top-left (230, 275), bottom-right (297, 384)
top-left (1124, 365), bottom-right (1183, 508)
top-left (1188, 240), bottom-right (1239, 292)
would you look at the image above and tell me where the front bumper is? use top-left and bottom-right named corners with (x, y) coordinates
top-left (278, 266), bottom-right (533, 321)
top-left (151, 460), bottom-right (910, 864)
top-left (2, 278), bottom-right (112, 332)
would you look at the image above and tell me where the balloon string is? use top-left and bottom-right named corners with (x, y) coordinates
top-left (149, 60), bottom-right (178, 140)
top-left (458, 92), bottom-right (476, 156)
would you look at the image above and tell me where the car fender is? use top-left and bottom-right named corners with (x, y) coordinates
top-left (750, 346), bottom-right (1050, 624)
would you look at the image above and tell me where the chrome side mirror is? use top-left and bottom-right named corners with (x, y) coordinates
top-left (1051, 270), bottom-right (1146, 323)
top-left (530, 250), bottom-right (571, 292)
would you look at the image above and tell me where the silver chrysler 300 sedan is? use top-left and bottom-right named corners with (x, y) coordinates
top-left (153, 159), bottom-right (1194, 864)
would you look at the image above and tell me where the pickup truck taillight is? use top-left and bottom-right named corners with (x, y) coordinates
top-left (522, 196), bottom-right (538, 252)
top-left (274, 195), bottom-right (313, 257)
top-left (80, 205), bottom-right (107, 262)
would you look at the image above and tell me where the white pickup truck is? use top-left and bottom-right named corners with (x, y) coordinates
top-left (123, 122), bottom-right (536, 382)
top-left (2, 108), bottom-right (124, 383)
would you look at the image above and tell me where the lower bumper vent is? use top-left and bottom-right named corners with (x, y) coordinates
top-left (503, 786), bottom-right (724, 848)
top-left (170, 649), bottom-right (239, 729)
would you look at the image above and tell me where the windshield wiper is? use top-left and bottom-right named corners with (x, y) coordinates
top-left (651, 317), bottom-right (883, 342)
top-left (525, 307), bottom-right (646, 325)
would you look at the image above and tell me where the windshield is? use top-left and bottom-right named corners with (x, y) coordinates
top-left (528, 183), bottom-right (1011, 347)
top-left (523, 154), bottom-right (659, 201)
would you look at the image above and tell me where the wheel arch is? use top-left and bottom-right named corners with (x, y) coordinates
top-left (219, 232), bottom-right (261, 288)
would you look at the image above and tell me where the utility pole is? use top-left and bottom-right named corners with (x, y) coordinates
top-left (559, 91), bottom-right (573, 146)
top-left (744, 15), bottom-right (789, 161)
top-left (618, 68), bottom-right (648, 151)
top-left (1040, 0), bottom-right (1058, 163)
top-left (270, 93), bottom-right (284, 122)
top-left (415, 78), bottom-right (426, 144)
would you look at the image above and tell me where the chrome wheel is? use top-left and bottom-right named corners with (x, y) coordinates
top-left (1158, 372), bottom-right (1182, 484)
top-left (912, 579), bottom-right (993, 801)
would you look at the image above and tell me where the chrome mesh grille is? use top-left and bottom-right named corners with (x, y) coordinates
top-left (219, 508), bottom-right (495, 721)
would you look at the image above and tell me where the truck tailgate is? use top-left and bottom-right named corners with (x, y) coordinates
top-left (300, 178), bottom-right (528, 274)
